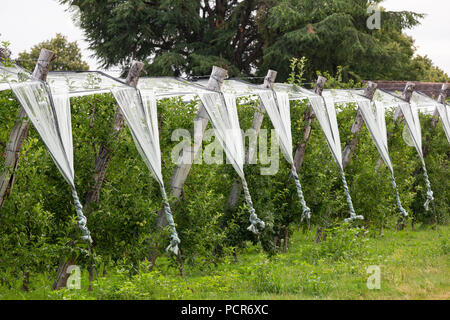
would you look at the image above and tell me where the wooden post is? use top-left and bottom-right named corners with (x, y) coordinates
top-left (0, 49), bottom-right (55, 209)
top-left (292, 76), bottom-right (327, 172)
top-left (169, 67), bottom-right (228, 196)
top-left (83, 61), bottom-right (144, 210)
top-left (431, 83), bottom-right (449, 128)
top-left (156, 66), bottom-right (228, 227)
top-left (393, 82), bottom-right (415, 122)
top-left (342, 82), bottom-right (378, 169)
top-left (226, 69), bottom-right (277, 208)
top-left (52, 61), bottom-right (144, 291)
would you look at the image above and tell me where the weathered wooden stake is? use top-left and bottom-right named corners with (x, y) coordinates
top-left (342, 82), bottom-right (378, 169)
top-left (393, 82), bottom-right (415, 122)
top-left (0, 48), bottom-right (55, 209)
top-left (226, 69), bottom-right (277, 208)
top-left (431, 83), bottom-right (449, 128)
top-left (83, 61), bottom-right (144, 210)
top-left (292, 76), bottom-right (327, 172)
top-left (157, 66), bottom-right (228, 227)
top-left (53, 61), bottom-right (144, 291)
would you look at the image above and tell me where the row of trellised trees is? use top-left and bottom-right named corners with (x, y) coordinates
top-left (0, 50), bottom-right (448, 291)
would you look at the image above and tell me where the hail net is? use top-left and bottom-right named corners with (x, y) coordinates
top-left (410, 91), bottom-right (450, 143)
top-left (9, 77), bottom-right (92, 242)
top-left (300, 89), bottom-right (361, 222)
top-left (402, 91), bottom-right (436, 211)
top-left (218, 80), bottom-right (312, 227)
top-left (0, 64), bottom-right (31, 91)
top-left (195, 79), bottom-right (265, 233)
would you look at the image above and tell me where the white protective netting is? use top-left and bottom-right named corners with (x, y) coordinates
top-left (9, 79), bottom-right (92, 242)
top-left (410, 91), bottom-right (450, 143)
top-left (111, 87), bottom-right (181, 254)
top-left (213, 79), bottom-right (312, 224)
top-left (303, 88), bottom-right (363, 221)
top-left (47, 71), bottom-right (129, 97)
top-left (351, 89), bottom-right (409, 217)
top-left (0, 64), bottom-right (31, 91)
top-left (138, 77), bottom-right (265, 234)
top-left (375, 90), bottom-right (435, 212)
top-left (187, 79), bottom-right (265, 233)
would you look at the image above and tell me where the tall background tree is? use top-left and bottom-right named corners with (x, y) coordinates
top-left (17, 33), bottom-right (89, 72)
top-left (60, 0), bottom-right (447, 81)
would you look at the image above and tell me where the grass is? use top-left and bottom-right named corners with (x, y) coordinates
top-left (0, 224), bottom-right (448, 300)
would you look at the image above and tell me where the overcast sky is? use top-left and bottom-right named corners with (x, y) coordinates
top-left (0, 0), bottom-right (449, 75)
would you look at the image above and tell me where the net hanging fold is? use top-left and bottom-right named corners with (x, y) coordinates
top-left (313, 90), bottom-right (363, 222)
top-left (200, 91), bottom-right (264, 234)
top-left (373, 90), bottom-right (435, 213)
top-left (408, 91), bottom-right (450, 144)
top-left (400, 95), bottom-right (434, 211)
top-left (215, 80), bottom-right (312, 223)
top-left (9, 79), bottom-right (92, 242)
top-left (335, 89), bottom-right (409, 218)
top-left (137, 77), bottom-right (265, 234)
top-left (111, 87), bottom-right (180, 254)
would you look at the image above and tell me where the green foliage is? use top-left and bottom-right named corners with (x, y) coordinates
top-left (0, 52), bottom-right (449, 294)
top-left (1, 226), bottom-right (447, 299)
top-left (17, 33), bottom-right (89, 72)
top-left (58, 0), bottom-right (447, 82)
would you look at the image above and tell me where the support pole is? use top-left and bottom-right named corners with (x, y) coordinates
top-left (156, 66), bottom-right (228, 227)
top-left (292, 76), bottom-right (327, 172)
top-left (342, 82), bottom-right (378, 169)
top-left (394, 82), bottom-right (415, 122)
top-left (83, 61), bottom-right (144, 211)
top-left (169, 66), bottom-right (228, 198)
top-left (226, 69), bottom-right (277, 208)
top-left (431, 83), bottom-right (449, 128)
top-left (0, 48), bottom-right (55, 209)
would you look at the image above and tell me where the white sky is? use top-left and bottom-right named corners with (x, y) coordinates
top-left (0, 0), bottom-right (449, 75)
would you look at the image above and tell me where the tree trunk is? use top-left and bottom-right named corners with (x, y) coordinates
top-left (53, 61), bottom-right (144, 290)
top-left (342, 82), bottom-right (377, 169)
top-left (283, 227), bottom-right (289, 253)
top-left (83, 61), bottom-right (144, 210)
top-left (293, 76), bottom-right (327, 172)
top-left (52, 256), bottom-right (77, 290)
top-left (226, 69), bottom-right (277, 208)
top-left (0, 49), bottom-right (55, 209)
top-left (21, 270), bottom-right (30, 292)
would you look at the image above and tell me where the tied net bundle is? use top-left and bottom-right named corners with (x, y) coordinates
top-left (9, 79), bottom-right (92, 242)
